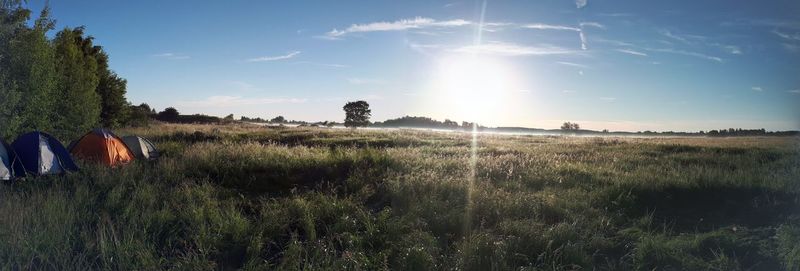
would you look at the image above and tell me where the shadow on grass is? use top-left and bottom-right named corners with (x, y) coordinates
top-left (617, 185), bottom-right (798, 231)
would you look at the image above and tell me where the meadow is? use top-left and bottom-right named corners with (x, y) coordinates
top-left (1, 123), bottom-right (798, 270)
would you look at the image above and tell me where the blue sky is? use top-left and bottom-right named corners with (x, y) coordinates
top-left (27, 0), bottom-right (800, 131)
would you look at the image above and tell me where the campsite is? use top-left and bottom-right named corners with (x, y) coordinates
top-left (2, 0), bottom-right (800, 270)
top-left (1, 123), bottom-right (798, 270)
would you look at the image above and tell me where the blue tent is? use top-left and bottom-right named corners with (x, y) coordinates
top-left (11, 131), bottom-right (79, 176)
top-left (1, 139), bottom-right (25, 180)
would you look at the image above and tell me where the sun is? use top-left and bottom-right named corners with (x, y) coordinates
top-left (434, 55), bottom-right (518, 123)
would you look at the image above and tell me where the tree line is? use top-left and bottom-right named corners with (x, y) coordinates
top-left (0, 2), bottom-right (139, 140)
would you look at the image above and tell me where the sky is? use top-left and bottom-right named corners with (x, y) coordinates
top-left (26, 0), bottom-right (800, 131)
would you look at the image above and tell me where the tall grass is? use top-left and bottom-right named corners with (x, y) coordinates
top-left (1, 124), bottom-right (798, 270)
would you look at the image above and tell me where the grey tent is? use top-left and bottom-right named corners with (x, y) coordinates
top-left (121, 136), bottom-right (159, 160)
top-left (1, 139), bottom-right (25, 180)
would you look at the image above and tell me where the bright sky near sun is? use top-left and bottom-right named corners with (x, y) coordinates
top-left (26, 0), bottom-right (800, 131)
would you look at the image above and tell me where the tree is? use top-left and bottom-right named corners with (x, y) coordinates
top-left (127, 103), bottom-right (152, 127)
top-left (157, 107), bottom-right (179, 122)
top-left (0, 4), bottom-right (59, 139)
top-left (95, 56), bottom-right (130, 128)
top-left (343, 101), bottom-right (371, 128)
top-left (137, 103), bottom-right (153, 115)
top-left (224, 114), bottom-right (234, 121)
top-left (561, 122), bottom-right (580, 130)
top-left (0, 3), bottom-right (130, 139)
top-left (53, 27), bottom-right (102, 138)
top-left (270, 115), bottom-right (286, 123)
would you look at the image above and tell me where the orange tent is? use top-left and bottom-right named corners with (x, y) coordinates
top-left (70, 129), bottom-right (135, 167)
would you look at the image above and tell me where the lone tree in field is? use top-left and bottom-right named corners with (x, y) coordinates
top-left (561, 122), bottom-right (580, 130)
top-left (343, 101), bottom-right (371, 128)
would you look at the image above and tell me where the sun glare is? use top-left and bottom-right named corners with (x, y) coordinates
top-left (434, 55), bottom-right (518, 123)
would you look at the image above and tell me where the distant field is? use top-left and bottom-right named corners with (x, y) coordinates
top-left (1, 124), bottom-right (798, 270)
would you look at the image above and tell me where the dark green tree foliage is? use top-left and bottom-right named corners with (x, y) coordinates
top-left (52, 27), bottom-right (101, 138)
top-left (157, 107), bottom-right (179, 122)
top-left (343, 100), bottom-right (371, 128)
top-left (371, 116), bottom-right (461, 129)
top-left (1, 4), bottom-right (59, 140)
top-left (127, 103), bottom-right (153, 127)
top-left (270, 115), bottom-right (285, 123)
top-left (1, 2), bottom-right (131, 140)
top-left (94, 49), bottom-right (130, 128)
top-left (0, 1), bottom-right (28, 140)
top-left (561, 122), bottom-right (580, 130)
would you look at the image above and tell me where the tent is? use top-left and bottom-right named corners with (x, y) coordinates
top-left (1, 139), bottom-right (25, 180)
top-left (11, 131), bottom-right (79, 176)
top-left (70, 129), bottom-right (134, 166)
top-left (121, 135), bottom-right (159, 160)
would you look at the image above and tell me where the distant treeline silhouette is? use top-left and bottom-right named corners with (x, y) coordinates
top-left (371, 116), bottom-right (484, 130)
top-left (150, 107), bottom-right (224, 124)
top-left (370, 116), bottom-right (799, 137)
top-left (704, 128), bottom-right (797, 137)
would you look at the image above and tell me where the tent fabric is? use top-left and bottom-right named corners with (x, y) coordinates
top-left (11, 131), bottom-right (78, 176)
top-left (0, 142), bottom-right (9, 179)
top-left (70, 129), bottom-right (135, 167)
top-left (0, 140), bottom-right (24, 180)
top-left (40, 136), bottom-right (64, 174)
top-left (121, 136), bottom-right (159, 160)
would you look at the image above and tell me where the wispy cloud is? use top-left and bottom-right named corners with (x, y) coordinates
top-left (230, 81), bottom-right (260, 92)
top-left (659, 30), bottom-right (693, 44)
top-left (452, 42), bottom-right (575, 56)
top-left (616, 49), bottom-right (648, 56)
top-left (788, 89), bottom-right (800, 94)
top-left (521, 22), bottom-right (602, 50)
top-left (323, 17), bottom-right (470, 39)
top-left (576, 0), bottom-right (587, 9)
top-left (292, 61), bottom-right (350, 68)
top-left (773, 30), bottom-right (800, 41)
top-left (556, 61), bottom-right (589, 68)
top-left (722, 45), bottom-right (742, 55)
top-left (722, 19), bottom-right (800, 29)
top-left (646, 48), bottom-right (723, 62)
top-left (751, 86), bottom-right (764, 92)
top-left (347, 78), bottom-right (386, 85)
top-left (246, 51), bottom-right (301, 62)
top-left (579, 31), bottom-right (588, 50)
top-left (597, 13), bottom-right (634, 17)
top-left (178, 96), bottom-right (307, 107)
top-left (521, 23), bottom-right (580, 31)
top-left (579, 22), bottom-right (605, 29)
top-left (443, 2), bottom-right (460, 8)
top-left (600, 97), bottom-right (617, 102)
top-left (408, 43), bottom-right (444, 50)
top-left (152, 53), bottom-right (190, 60)
top-left (482, 22), bottom-right (514, 32)
top-left (659, 29), bottom-right (743, 55)
top-left (594, 38), bottom-right (636, 47)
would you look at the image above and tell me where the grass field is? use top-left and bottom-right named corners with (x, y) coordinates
top-left (1, 123), bottom-right (799, 270)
